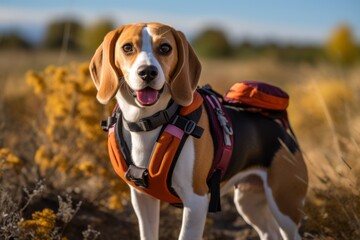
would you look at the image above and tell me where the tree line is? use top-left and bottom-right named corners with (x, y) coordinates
top-left (1, 19), bottom-right (359, 64)
top-left (0, 19), bottom-right (114, 53)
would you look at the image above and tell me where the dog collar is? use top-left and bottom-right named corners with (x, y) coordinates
top-left (122, 101), bottom-right (179, 132)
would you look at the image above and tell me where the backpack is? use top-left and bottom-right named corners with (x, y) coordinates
top-left (223, 81), bottom-right (289, 112)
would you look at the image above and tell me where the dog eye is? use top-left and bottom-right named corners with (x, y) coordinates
top-left (122, 43), bottom-right (134, 54)
top-left (159, 43), bottom-right (172, 55)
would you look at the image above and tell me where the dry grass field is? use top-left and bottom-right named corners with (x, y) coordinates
top-left (1, 49), bottom-right (359, 239)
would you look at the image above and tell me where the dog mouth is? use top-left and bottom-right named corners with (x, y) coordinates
top-left (128, 86), bottom-right (164, 106)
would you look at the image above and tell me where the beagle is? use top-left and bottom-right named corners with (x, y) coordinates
top-left (89, 22), bottom-right (308, 240)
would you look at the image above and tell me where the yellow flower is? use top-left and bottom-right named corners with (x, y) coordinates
top-left (26, 71), bottom-right (45, 95)
top-left (108, 194), bottom-right (123, 210)
top-left (26, 62), bottom-right (128, 209)
top-left (18, 208), bottom-right (56, 240)
top-left (34, 146), bottom-right (52, 174)
top-left (77, 161), bottom-right (95, 176)
top-left (0, 148), bottom-right (22, 170)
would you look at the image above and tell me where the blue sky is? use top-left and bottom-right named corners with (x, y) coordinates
top-left (0, 0), bottom-right (359, 44)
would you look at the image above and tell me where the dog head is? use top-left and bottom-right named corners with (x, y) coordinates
top-left (89, 22), bottom-right (201, 108)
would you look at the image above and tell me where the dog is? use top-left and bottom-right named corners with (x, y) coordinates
top-left (89, 22), bottom-right (308, 240)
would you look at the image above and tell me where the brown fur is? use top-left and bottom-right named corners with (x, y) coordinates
top-left (90, 22), bottom-right (200, 107)
top-left (90, 26), bottom-right (125, 104)
top-left (267, 148), bottom-right (308, 224)
top-left (193, 106), bottom-right (214, 195)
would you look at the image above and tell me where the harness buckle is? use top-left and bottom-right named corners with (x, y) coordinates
top-left (172, 115), bottom-right (203, 138)
top-left (184, 120), bottom-right (197, 135)
top-left (138, 119), bottom-right (152, 131)
top-left (125, 165), bottom-right (149, 188)
top-left (100, 116), bottom-right (116, 132)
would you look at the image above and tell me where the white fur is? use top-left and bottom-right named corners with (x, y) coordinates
top-left (131, 188), bottom-right (160, 240)
top-left (171, 137), bottom-right (209, 240)
top-left (127, 27), bottom-right (166, 91)
top-left (117, 26), bottom-right (171, 123)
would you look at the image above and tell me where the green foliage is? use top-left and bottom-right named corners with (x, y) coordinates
top-left (234, 41), bottom-right (325, 63)
top-left (192, 28), bottom-right (232, 58)
top-left (192, 27), bottom-right (326, 62)
top-left (41, 19), bottom-right (115, 53)
top-left (79, 20), bottom-right (114, 53)
top-left (0, 32), bottom-right (32, 49)
top-left (42, 19), bottom-right (83, 51)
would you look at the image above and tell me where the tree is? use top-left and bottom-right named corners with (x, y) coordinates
top-left (192, 28), bottom-right (232, 58)
top-left (79, 20), bottom-right (114, 53)
top-left (326, 24), bottom-right (358, 65)
top-left (0, 32), bottom-right (32, 49)
top-left (42, 19), bottom-right (83, 51)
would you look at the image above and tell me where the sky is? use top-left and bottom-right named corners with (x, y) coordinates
top-left (0, 0), bottom-right (359, 45)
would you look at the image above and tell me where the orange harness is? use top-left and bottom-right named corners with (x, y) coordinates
top-left (103, 82), bottom-right (291, 211)
top-left (107, 93), bottom-right (204, 204)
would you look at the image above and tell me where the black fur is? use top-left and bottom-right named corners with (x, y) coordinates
top-left (222, 108), bottom-right (299, 181)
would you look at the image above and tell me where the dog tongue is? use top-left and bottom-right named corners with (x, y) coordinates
top-left (136, 87), bottom-right (159, 105)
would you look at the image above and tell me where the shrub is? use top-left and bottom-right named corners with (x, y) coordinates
top-left (26, 63), bottom-right (129, 210)
top-left (0, 32), bottom-right (32, 49)
top-left (1, 179), bottom-right (93, 240)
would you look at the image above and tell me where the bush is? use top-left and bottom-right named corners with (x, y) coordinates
top-left (26, 63), bottom-right (129, 210)
top-left (79, 20), bottom-right (114, 53)
top-left (0, 32), bottom-right (32, 49)
top-left (0, 178), bottom-right (96, 240)
top-left (192, 28), bottom-right (232, 58)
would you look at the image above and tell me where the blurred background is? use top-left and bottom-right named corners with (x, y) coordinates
top-left (1, 1), bottom-right (360, 239)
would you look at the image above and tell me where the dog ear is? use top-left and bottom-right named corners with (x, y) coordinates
top-left (89, 26), bottom-right (124, 104)
top-left (170, 30), bottom-right (201, 106)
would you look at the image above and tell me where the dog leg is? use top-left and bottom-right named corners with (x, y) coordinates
top-left (178, 193), bottom-right (209, 240)
top-left (264, 181), bottom-right (303, 240)
top-left (262, 182), bottom-right (302, 240)
top-left (265, 148), bottom-right (307, 240)
top-left (130, 187), bottom-right (160, 240)
top-left (234, 175), bottom-right (282, 240)
top-left (171, 138), bottom-right (210, 240)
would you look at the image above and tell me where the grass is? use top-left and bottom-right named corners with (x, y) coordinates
top-left (1, 49), bottom-right (360, 239)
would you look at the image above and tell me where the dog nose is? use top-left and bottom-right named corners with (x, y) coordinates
top-left (137, 65), bottom-right (158, 82)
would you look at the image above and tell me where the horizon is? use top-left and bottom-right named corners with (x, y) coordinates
top-left (0, 0), bottom-right (359, 45)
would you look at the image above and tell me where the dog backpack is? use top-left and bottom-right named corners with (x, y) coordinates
top-left (224, 81), bottom-right (289, 111)
top-left (223, 81), bottom-right (290, 126)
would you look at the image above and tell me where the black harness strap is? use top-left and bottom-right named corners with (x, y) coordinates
top-left (171, 115), bottom-right (204, 139)
top-left (123, 101), bottom-right (179, 132)
top-left (208, 169), bottom-right (222, 212)
top-left (168, 106), bottom-right (203, 206)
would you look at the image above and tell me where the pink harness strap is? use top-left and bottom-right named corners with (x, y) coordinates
top-left (164, 124), bottom-right (184, 139)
